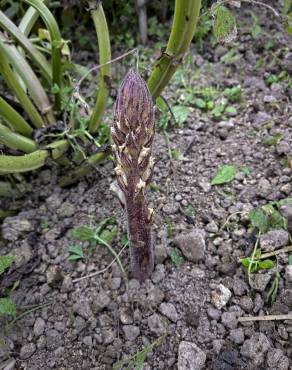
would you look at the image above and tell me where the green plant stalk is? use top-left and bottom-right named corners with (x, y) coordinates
top-left (0, 123), bottom-right (37, 153)
top-left (0, 140), bottom-right (69, 174)
top-left (19, 0), bottom-right (46, 36)
top-left (0, 36), bottom-right (55, 124)
top-left (89, 2), bottom-right (111, 133)
top-left (0, 11), bottom-right (51, 83)
top-left (0, 97), bottom-right (33, 136)
top-left (0, 53), bottom-right (45, 128)
top-left (147, 0), bottom-right (201, 98)
top-left (23, 0), bottom-right (62, 111)
top-left (58, 150), bottom-right (110, 186)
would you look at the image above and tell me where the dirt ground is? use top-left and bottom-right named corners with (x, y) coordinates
top-left (1, 4), bottom-right (292, 370)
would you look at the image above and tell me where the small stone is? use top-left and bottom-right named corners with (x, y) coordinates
top-left (207, 307), bottom-right (221, 320)
top-left (229, 328), bottom-right (244, 344)
top-left (198, 180), bottom-right (211, 193)
top-left (162, 203), bottom-right (179, 215)
top-left (110, 277), bottom-right (121, 290)
top-left (221, 311), bottom-right (238, 329)
top-left (20, 343), bottom-right (36, 359)
top-left (82, 336), bottom-right (93, 347)
top-left (285, 265), bottom-right (292, 283)
top-left (260, 230), bottom-right (289, 251)
top-left (174, 229), bottom-right (206, 262)
top-left (119, 307), bottom-right (133, 325)
top-left (177, 341), bottom-right (206, 370)
top-left (249, 273), bottom-right (271, 292)
top-left (205, 221), bottom-right (219, 233)
top-left (122, 325), bottom-right (140, 341)
top-left (240, 333), bottom-right (270, 366)
top-left (211, 284), bottom-right (232, 309)
top-left (33, 317), bottom-right (45, 337)
top-left (159, 302), bottom-right (179, 323)
top-left (239, 296), bottom-right (253, 312)
top-left (175, 194), bottom-right (183, 202)
top-left (155, 244), bottom-right (168, 264)
top-left (280, 183), bottom-right (292, 195)
top-left (147, 313), bottom-right (168, 335)
top-left (57, 201), bottom-right (75, 218)
top-left (46, 194), bottom-right (62, 210)
top-left (257, 178), bottom-right (272, 197)
top-left (46, 329), bottom-right (62, 351)
top-left (73, 300), bottom-right (93, 319)
top-left (46, 265), bottom-right (63, 286)
top-left (151, 264), bottom-right (165, 284)
top-left (147, 286), bottom-right (165, 306)
top-left (10, 242), bottom-right (32, 268)
top-left (2, 217), bottom-right (33, 241)
top-left (232, 278), bottom-right (248, 296)
top-left (266, 348), bottom-right (289, 370)
top-left (61, 275), bottom-right (73, 293)
top-left (92, 290), bottom-right (111, 313)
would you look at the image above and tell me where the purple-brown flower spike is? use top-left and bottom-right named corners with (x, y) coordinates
top-left (111, 69), bottom-right (155, 282)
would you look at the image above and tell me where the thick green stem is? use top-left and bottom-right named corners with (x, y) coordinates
top-left (0, 34), bottom-right (55, 125)
top-left (19, 0), bottom-right (46, 36)
top-left (0, 53), bottom-right (45, 128)
top-left (0, 123), bottom-right (37, 153)
top-left (23, 0), bottom-right (62, 112)
top-left (58, 150), bottom-right (110, 186)
top-left (0, 97), bottom-right (33, 136)
top-left (0, 10), bottom-right (51, 83)
top-left (0, 140), bottom-right (69, 174)
top-left (147, 0), bottom-right (201, 98)
top-left (89, 2), bottom-right (111, 133)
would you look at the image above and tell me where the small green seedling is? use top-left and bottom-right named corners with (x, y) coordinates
top-left (113, 336), bottom-right (165, 370)
top-left (70, 217), bottom-right (126, 278)
top-left (263, 133), bottom-right (284, 146)
top-left (67, 245), bottom-right (85, 261)
top-left (267, 271), bottom-right (280, 303)
top-left (240, 249), bottom-right (275, 273)
top-left (169, 248), bottom-right (184, 268)
top-left (211, 164), bottom-right (237, 185)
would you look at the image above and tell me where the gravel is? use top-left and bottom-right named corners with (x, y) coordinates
top-left (177, 341), bottom-right (206, 370)
top-left (174, 229), bottom-right (206, 262)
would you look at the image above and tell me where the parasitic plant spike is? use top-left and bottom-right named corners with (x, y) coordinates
top-left (112, 70), bottom-right (155, 282)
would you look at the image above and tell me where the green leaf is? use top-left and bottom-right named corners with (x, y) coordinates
top-left (263, 133), bottom-right (284, 146)
top-left (71, 226), bottom-right (96, 241)
top-left (277, 197), bottom-right (292, 206)
top-left (68, 245), bottom-right (84, 261)
top-left (211, 165), bottom-right (237, 185)
top-left (169, 249), bottom-right (183, 268)
top-left (170, 148), bottom-right (186, 161)
top-left (242, 166), bottom-right (250, 177)
top-left (249, 208), bottom-right (269, 233)
top-left (213, 5), bottom-right (237, 43)
top-left (288, 255), bottom-right (292, 265)
top-left (211, 104), bottom-right (226, 117)
top-left (225, 106), bottom-right (237, 115)
top-left (0, 297), bottom-right (16, 317)
top-left (258, 259), bottom-right (275, 270)
top-left (99, 226), bottom-right (118, 245)
top-left (0, 255), bottom-right (15, 275)
top-left (194, 98), bottom-right (206, 109)
top-left (172, 105), bottom-right (190, 126)
top-left (261, 204), bottom-right (286, 230)
top-left (240, 257), bottom-right (251, 268)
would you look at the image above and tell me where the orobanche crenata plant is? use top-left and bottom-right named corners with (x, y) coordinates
top-left (0, 0), bottom-right (201, 197)
top-left (112, 70), bottom-right (155, 282)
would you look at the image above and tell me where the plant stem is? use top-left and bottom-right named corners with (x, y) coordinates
top-left (19, 0), bottom-right (47, 36)
top-left (0, 33), bottom-right (55, 124)
top-left (0, 140), bottom-right (69, 174)
top-left (0, 96), bottom-right (33, 136)
top-left (0, 123), bottom-right (37, 153)
top-left (126, 194), bottom-right (154, 282)
top-left (58, 149), bottom-right (110, 186)
top-left (147, 0), bottom-right (201, 99)
top-left (89, 2), bottom-right (111, 133)
top-left (23, 0), bottom-right (62, 111)
top-left (0, 52), bottom-right (45, 128)
top-left (0, 10), bottom-right (52, 83)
